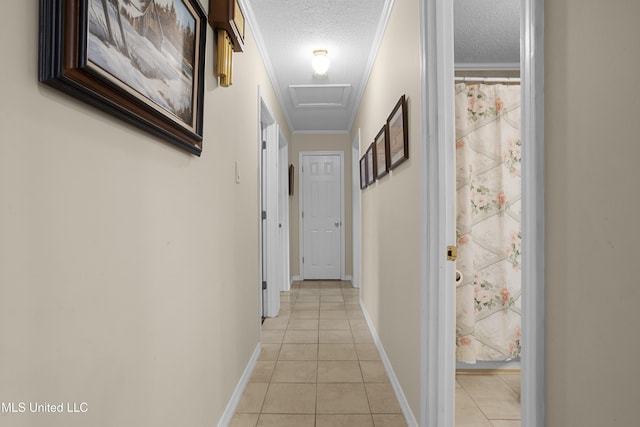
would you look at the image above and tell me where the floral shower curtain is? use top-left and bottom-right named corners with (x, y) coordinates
top-left (455, 83), bottom-right (522, 363)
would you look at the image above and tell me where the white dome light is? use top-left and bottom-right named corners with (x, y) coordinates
top-left (312, 49), bottom-right (330, 76)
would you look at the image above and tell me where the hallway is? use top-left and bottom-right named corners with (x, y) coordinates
top-left (230, 281), bottom-right (408, 427)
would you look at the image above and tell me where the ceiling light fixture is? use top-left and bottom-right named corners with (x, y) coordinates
top-left (312, 49), bottom-right (330, 76)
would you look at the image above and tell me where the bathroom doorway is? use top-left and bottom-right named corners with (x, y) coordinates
top-left (420, 0), bottom-right (544, 426)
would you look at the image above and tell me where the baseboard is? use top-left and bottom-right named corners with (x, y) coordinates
top-left (216, 343), bottom-right (261, 427)
top-left (291, 275), bottom-right (302, 285)
top-left (360, 303), bottom-right (419, 427)
top-left (343, 274), bottom-right (353, 281)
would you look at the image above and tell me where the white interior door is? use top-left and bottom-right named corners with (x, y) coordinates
top-left (278, 135), bottom-right (290, 292)
top-left (260, 124), bottom-right (267, 318)
top-left (301, 154), bottom-right (342, 280)
top-left (259, 92), bottom-right (280, 318)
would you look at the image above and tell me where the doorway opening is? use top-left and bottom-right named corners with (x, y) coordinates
top-left (420, 0), bottom-right (544, 426)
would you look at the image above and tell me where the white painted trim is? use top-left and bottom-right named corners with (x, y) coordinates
top-left (278, 136), bottom-right (291, 292)
top-left (520, 0), bottom-right (545, 425)
top-left (343, 275), bottom-right (353, 282)
top-left (420, 0), bottom-right (456, 425)
top-left (291, 275), bottom-right (302, 285)
top-left (360, 302), bottom-right (418, 427)
top-left (238, 0), bottom-right (295, 133)
top-left (420, 0), bottom-right (545, 426)
top-left (216, 343), bottom-right (261, 427)
top-left (259, 90), bottom-right (281, 318)
top-left (258, 87), bottom-right (267, 320)
top-left (347, 0), bottom-right (397, 131)
top-left (298, 151), bottom-right (346, 281)
top-left (265, 122), bottom-right (280, 317)
top-left (351, 129), bottom-right (362, 289)
top-left (289, 84), bottom-right (351, 109)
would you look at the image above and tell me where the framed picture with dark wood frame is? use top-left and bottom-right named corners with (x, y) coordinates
top-left (359, 155), bottom-right (367, 190)
top-left (374, 124), bottom-right (389, 179)
top-left (39, 0), bottom-right (207, 156)
top-left (289, 164), bottom-right (295, 196)
top-left (365, 143), bottom-right (376, 186)
top-left (387, 94), bottom-right (409, 169)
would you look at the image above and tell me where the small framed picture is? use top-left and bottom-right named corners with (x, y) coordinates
top-left (374, 124), bottom-right (389, 179)
top-left (365, 143), bottom-right (375, 186)
top-left (289, 164), bottom-right (295, 195)
top-left (360, 155), bottom-right (367, 189)
top-left (387, 94), bottom-right (409, 169)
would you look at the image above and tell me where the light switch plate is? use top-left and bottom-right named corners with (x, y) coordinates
top-left (235, 161), bottom-right (240, 183)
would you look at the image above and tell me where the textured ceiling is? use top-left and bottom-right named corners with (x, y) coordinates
top-left (247, 0), bottom-right (387, 132)
top-left (454, 0), bottom-right (520, 69)
top-left (244, 0), bottom-right (520, 133)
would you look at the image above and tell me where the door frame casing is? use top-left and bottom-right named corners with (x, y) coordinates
top-left (258, 88), bottom-right (281, 318)
top-left (278, 132), bottom-right (291, 292)
top-left (351, 130), bottom-right (362, 289)
top-left (298, 151), bottom-right (346, 281)
top-left (419, 0), bottom-right (545, 426)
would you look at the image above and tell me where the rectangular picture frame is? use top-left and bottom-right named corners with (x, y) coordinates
top-left (359, 155), bottom-right (367, 190)
top-left (39, 0), bottom-right (207, 156)
top-left (289, 164), bottom-right (295, 195)
top-left (387, 94), bottom-right (409, 169)
top-left (365, 143), bottom-right (375, 186)
top-left (374, 124), bottom-right (389, 179)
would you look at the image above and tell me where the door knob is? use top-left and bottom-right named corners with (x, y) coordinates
top-left (335, 222), bottom-right (340, 227)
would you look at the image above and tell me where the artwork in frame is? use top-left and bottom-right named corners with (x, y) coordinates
top-left (39, 0), bottom-right (207, 156)
top-left (359, 155), bottom-right (367, 190)
top-left (387, 94), bottom-right (409, 169)
top-left (374, 124), bottom-right (389, 179)
top-left (365, 143), bottom-right (376, 186)
top-left (289, 164), bottom-right (295, 196)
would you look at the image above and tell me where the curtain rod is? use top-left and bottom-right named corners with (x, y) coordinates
top-left (455, 76), bottom-right (521, 83)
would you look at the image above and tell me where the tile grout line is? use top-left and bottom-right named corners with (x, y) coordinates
top-left (250, 281), bottom-right (405, 426)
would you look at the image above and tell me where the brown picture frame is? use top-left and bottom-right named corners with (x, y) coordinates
top-left (359, 155), bottom-right (367, 190)
top-left (387, 94), bottom-right (409, 169)
top-left (289, 164), bottom-right (295, 196)
top-left (39, 0), bottom-right (207, 156)
top-left (365, 143), bottom-right (376, 186)
top-left (374, 124), bottom-right (389, 179)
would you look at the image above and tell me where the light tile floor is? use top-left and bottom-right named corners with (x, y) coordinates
top-left (230, 280), bottom-right (408, 427)
top-left (230, 280), bottom-right (521, 427)
top-left (455, 372), bottom-right (521, 427)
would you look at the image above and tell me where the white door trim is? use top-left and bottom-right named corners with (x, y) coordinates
top-left (259, 88), bottom-right (281, 318)
top-left (278, 133), bottom-right (291, 292)
top-left (419, 0), bottom-right (456, 424)
top-left (419, 0), bottom-right (545, 426)
top-left (299, 151), bottom-right (346, 281)
top-left (520, 1), bottom-right (545, 425)
top-left (351, 130), bottom-right (362, 289)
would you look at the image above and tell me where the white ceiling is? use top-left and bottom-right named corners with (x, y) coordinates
top-left (454, 0), bottom-right (520, 70)
top-left (243, 0), bottom-right (520, 133)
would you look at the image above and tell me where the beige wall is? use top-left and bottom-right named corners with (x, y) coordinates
top-left (288, 133), bottom-right (353, 279)
top-left (350, 0), bottom-right (423, 416)
top-left (0, 3), bottom-right (289, 426)
top-left (545, 1), bottom-right (640, 425)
